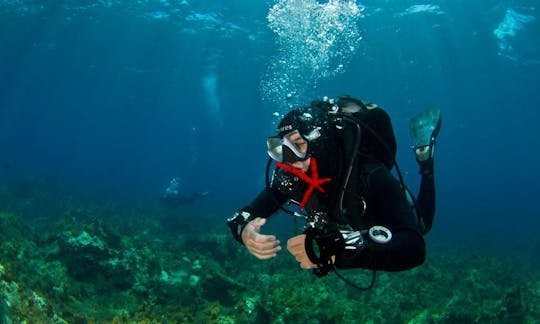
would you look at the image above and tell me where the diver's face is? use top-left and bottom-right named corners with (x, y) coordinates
top-left (287, 132), bottom-right (310, 172)
top-left (287, 131), bottom-right (308, 155)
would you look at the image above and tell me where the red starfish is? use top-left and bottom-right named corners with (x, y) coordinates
top-left (275, 157), bottom-right (332, 209)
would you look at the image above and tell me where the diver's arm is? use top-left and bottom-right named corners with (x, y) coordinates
top-left (335, 167), bottom-right (426, 271)
top-left (227, 187), bottom-right (287, 259)
top-left (334, 228), bottom-right (425, 271)
top-left (227, 186), bottom-right (287, 243)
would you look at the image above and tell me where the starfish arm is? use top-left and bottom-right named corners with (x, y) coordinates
top-left (299, 186), bottom-right (315, 209)
top-left (275, 162), bottom-right (313, 184)
top-left (312, 178), bottom-right (332, 192)
top-left (274, 158), bottom-right (332, 210)
top-left (311, 158), bottom-right (319, 179)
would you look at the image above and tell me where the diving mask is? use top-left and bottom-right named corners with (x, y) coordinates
top-left (267, 128), bottom-right (321, 163)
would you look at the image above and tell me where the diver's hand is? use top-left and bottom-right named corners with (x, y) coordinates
top-left (287, 234), bottom-right (316, 269)
top-left (241, 217), bottom-right (281, 260)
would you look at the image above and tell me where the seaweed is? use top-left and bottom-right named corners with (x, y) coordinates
top-left (0, 199), bottom-right (539, 322)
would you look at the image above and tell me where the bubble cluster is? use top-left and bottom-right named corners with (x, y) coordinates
top-left (261, 0), bottom-right (364, 112)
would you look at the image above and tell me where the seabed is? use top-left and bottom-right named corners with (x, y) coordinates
top-left (1, 179), bottom-right (539, 323)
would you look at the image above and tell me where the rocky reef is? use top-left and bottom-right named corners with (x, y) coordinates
top-left (1, 194), bottom-right (539, 322)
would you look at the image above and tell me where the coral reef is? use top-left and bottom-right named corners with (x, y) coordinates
top-left (0, 197), bottom-right (539, 323)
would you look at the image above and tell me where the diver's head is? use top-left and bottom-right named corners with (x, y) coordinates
top-left (267, 103), bottom-right (334, 165)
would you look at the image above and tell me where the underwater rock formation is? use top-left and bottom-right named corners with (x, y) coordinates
top-left (53, 230), bottom-right (134, 289)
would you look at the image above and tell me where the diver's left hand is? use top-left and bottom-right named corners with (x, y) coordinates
top-left (287, 234), bottom-right (316, 269)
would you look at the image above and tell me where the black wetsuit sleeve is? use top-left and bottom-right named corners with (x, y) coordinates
top-left (227, 186), bottom-right (288, 243)
top-left (243, 186), bottom-right (288, 219)
top-left (335, 167), bottom-right (426, 271)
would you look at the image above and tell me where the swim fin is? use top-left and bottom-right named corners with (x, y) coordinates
top-left (409, 108), bottom-right (441, 161)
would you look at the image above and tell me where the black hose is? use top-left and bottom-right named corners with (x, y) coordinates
top-left (337, 115), bottom-right (362, 219)
top-left (352, 117), bottom-right (421, 217)
top-left (333, 265), bottom-right (377, 291)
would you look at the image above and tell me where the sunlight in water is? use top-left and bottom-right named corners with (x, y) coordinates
top-left (493, 9), bottom-right (536, 61)
top-left (202, 70), bottom-right (223, 126)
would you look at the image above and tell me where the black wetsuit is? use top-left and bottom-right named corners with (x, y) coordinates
top-left (231, 106), bottom-right (435, 272)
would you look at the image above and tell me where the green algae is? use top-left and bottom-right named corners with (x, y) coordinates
top-left (0, 204), bottom-right (539, 323)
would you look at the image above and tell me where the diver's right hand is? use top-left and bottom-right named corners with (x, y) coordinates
top-left (241, 217), bottom-right (281, 260)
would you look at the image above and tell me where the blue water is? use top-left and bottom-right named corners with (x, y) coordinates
top-left (1, 1), bottom-right (539, 249)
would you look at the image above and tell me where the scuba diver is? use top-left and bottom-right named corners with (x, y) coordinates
top-left (161, 177), bottom-right (209, 209)
top-left (227, 95), bottom-right (441, 276)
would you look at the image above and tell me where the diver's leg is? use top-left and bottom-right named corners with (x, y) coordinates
top-left (416, 155), bottom-right (436, 233)
top-left (409, 109), bottom-right (441, 234)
